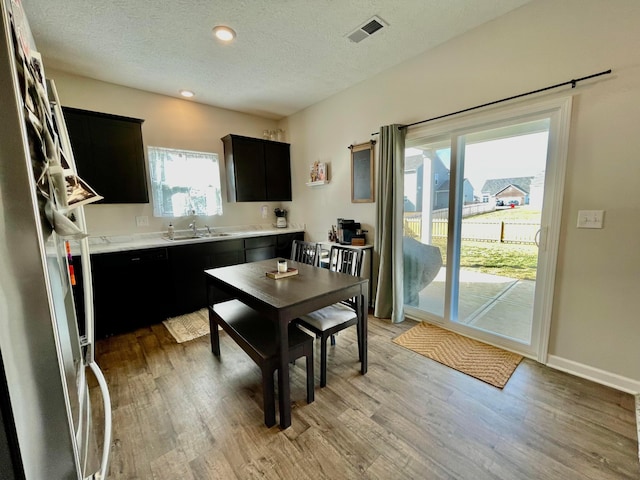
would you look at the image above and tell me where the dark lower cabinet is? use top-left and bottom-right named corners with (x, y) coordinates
top-left (86, 232), bottom-right (304, 337)
top-left (169, 239), bottom-right (244, 315)
top-left (244, 235), bottom-right (276, 262)
top-left (276, 231), bottom-right (304, 258)
top-left (91, 248), bottom-right (170, 338)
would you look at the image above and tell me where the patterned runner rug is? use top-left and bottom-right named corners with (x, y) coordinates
top-left (163, 308), bottom-right (210, 343)
top-left (393, 321), bottom-right (523, 388)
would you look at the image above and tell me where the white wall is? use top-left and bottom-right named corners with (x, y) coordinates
top-left (282, 0), bottom-right (640, 385)
top-left (48, 69), bottom-right (286, 236)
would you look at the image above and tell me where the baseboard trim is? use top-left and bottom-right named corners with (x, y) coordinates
top-left (546, 355), bottom-right (640, 394)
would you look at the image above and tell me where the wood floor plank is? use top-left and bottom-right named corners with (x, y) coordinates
top-left (108, 404), bottom-right (152, 480)
top-left (188, 447), bottom-right (239, 480)
top-left (149, 448), bottom-right (196, 480)
top-left (92, 315), bottom-right (640, 479)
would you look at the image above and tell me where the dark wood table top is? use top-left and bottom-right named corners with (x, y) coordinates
top-left (205, 259), bottom-right (367, 322)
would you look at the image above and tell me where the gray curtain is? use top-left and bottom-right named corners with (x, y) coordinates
top-left (373, 124), bottom-right (406, 323)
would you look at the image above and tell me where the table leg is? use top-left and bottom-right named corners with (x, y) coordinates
top-left (208, 307), bottom-right (220, 356)
top-left (278, 320), bottom-right (291, 428)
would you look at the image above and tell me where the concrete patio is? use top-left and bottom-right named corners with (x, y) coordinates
top-left (413, 267), bottom-right (535, 343)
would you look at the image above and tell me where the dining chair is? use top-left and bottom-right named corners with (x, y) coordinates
top-left (295, 245), bottom-right (364, 387)
top-left (290, 239), bottom-right (322, 266)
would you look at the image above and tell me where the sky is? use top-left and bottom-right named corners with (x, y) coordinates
top-left (407, 130), bottom-right (549, 195)
top-left (459, 131), bottom-right (549, 193)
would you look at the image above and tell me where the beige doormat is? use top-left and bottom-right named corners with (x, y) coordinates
top-left (393, 321), bottom-right (523, 388)
top-left (163, 308), bottom-right (210, 343)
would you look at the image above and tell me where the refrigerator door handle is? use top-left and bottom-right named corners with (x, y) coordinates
top-left (87, 361), bottom-right (112, 480)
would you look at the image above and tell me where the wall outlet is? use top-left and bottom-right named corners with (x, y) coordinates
top-left (577, 210), bottom-right (604, 229)
top-left (135, 215), bottom-right (149, 227)
top-left (261, 205), bottom-right (268, 219)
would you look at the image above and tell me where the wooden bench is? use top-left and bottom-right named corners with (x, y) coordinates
top-left (208, 299), bottom-right (314, 427)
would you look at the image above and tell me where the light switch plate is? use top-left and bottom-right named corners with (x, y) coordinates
top-left (135, 215), bottom-right (149, 227)
top-left (577, 210), bottom-right (604, 229)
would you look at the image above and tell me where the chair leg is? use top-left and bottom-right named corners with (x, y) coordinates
top-left (262, 369), bottom-right (276, 427)
top-left (330, 334), bottom-right (336, 346)
top-left (320, 335), bottom-right (328, 387)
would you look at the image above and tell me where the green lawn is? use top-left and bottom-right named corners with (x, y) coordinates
top-left (431, 207), bottom-right (540, 281)
top-left (471, 206), bottom-right (541, 221)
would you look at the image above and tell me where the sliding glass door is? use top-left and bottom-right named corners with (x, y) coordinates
top-left (402, 97), bottom-right (572, 359)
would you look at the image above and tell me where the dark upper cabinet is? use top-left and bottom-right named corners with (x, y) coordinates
top-left (62, 107), bottom-right (149, 204)
top-left (222, 134), bottom-right (292, 202)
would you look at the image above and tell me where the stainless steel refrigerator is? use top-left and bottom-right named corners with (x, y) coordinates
top-left (0, 0), bottom-right (111, 478)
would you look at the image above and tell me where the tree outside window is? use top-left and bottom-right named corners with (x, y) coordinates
top-left (148, 146), bottom-right (222, 217)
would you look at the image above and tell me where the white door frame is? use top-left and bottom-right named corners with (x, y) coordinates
top-left (405, 95), bottom-right (573, 362)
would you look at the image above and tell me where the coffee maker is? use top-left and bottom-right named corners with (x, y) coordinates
top-left (337, 218), bottom-right (364, 245)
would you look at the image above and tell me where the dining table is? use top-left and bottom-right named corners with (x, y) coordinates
top-left (204, 258), bottom-right (369, 429)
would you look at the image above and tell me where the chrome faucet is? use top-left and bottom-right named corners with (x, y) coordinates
top-left (205, 225), bottom-right (212, 235)
top-left (188, 222), bottom-right (197, 235)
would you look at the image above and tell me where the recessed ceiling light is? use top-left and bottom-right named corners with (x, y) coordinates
top-left (212, 25), bottom-right (236, 42)
top-left (179, 90), bottom-right (195, 98)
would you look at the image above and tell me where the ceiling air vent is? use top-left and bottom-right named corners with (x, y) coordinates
top-left (347, 15), bottom-right (387, 43)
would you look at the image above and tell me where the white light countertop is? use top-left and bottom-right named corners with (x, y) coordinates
top-left (78, 224), bottom-right (305, 255)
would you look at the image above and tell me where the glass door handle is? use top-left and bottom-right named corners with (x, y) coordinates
top-left (535, 227), bottom-right (547, 250)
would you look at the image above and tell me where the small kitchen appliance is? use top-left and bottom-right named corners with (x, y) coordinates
top-left (275, 208), bottom-right (287, 228)
top-left (337, 218), bottom-right (365, 245)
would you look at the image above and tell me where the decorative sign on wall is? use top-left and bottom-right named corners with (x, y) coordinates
top-left (349, 141), bottom-right (375, 203)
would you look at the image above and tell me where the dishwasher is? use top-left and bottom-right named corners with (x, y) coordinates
top-left (91, 247), bottom-right (170, 338)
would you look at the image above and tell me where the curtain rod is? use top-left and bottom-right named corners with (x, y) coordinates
top-left (371, 68), bottom-right (612, 136)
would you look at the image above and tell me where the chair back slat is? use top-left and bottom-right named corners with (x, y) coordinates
top-left (328, 245), bottom-right (363, 310)
top-left (328, 245), bottom-right (363, 277)
top-left (291, 240), bottom-right (322, 266)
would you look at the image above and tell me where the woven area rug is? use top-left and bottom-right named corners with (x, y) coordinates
top-left (393, 321), bottom-right (523, 388)
top-left (163, 308), bottom-right (209, 343)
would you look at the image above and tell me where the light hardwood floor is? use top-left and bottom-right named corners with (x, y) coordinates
top-left (90, 315), bottom-right (639, 479)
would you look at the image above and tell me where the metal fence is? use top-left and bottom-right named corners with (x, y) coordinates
top-left (404, 216), bottom-right (539, 245)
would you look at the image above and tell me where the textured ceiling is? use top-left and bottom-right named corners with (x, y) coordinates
top-left (21, 0), bottom-right (532, 119)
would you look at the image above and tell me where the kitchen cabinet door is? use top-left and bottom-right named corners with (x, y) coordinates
top-left (169, 239), bottom-right (244, 315)
top-left (222, 134), bottom-right (291, 202)
top-left (225, 135), bottom-right (266, 201)
top-left (91, 248), bottom-right (170, 338)
top-left (63, 107), bottom-right (148, 204)
top-left (244, 235), bottom-right (276, 262)
top-left (276, 232), bottom-right (304, 259)
top-left (264, 141), bottom-right (291, 201)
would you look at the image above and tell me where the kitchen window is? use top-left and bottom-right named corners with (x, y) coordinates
top-left (148, 146), bottom-right (223, 217)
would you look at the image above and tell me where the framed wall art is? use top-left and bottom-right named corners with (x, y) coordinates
top-left (349, 140), bottom-right (375, 203)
